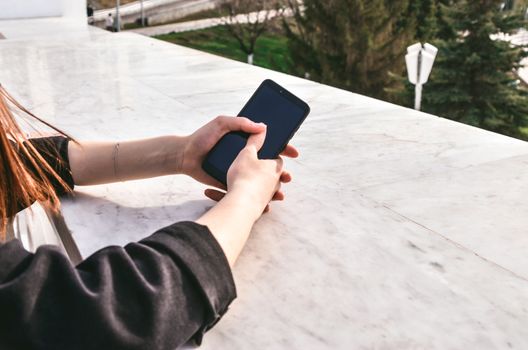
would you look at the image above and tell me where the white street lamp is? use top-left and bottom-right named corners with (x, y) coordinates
top-left (116, 0), bottom-right (121, 32)
top-left (140, 0), bottom-right (145, 27)
top-left (405, 42), bottom-right (438, 111)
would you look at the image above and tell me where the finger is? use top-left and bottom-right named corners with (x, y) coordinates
top-left (204, 188), bottom-right (226, 202)
top-left (280, 144), bottom-right (299, 158)
top-left (263, 204), bottom-right (270, 213)
top-left (217, 116), bottom-right (265, 134)
top-left (236, 116), bottom-right (267, 134)
top-left (246, 126), bottom-right (267, 152)
top-left (280, 171), bottom-right (292, 183)
top-left (272, 191), bottom-right (285, 201)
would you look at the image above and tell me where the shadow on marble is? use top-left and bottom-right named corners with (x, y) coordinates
top-left (62, 190), bottom-right (213, 258)
top-left (61, 171), bottom-right (528, 349)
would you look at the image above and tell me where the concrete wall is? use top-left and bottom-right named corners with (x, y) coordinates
top-left (92, 0), bottom-right (218, 28)
top-left (61, 0), bottom-right (87, 18)
top-left (0, 0), bottom-right (86, 20)
top-left (148, 0), bottom-right (217, 26)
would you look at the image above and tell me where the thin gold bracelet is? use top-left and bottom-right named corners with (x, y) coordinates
top-left (113, 142), bottom-right (120, 181)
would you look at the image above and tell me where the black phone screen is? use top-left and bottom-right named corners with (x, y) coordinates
top-left (203, 80), bottom-right (309, 184)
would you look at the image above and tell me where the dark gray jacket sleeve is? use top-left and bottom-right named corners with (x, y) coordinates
top-left (0, 221), bottom-right (236, 350)
top-left (26, 136), bottom-right (75, 195)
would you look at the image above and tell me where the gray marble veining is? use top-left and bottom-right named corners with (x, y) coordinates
top-left (2, 17), bottom-right (528, 349)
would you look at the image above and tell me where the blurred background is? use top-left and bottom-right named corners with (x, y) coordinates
top-left (2, 0), bottom-right (528, 140)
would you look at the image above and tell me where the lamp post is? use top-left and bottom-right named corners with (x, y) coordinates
top-left (140, 0), bottom-right (145, 27)
top-left (115, 0), bottom-right (121, 32)
top-left (405, 42), bottom-right (438, 111)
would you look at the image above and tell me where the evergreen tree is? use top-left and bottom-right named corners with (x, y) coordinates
top-left (408, 0), bottom-right (438, 42)
top-left (435, 0), bottom-right (459, 40)
top-left (423, 0), bottom-right (528, 139)
top-left (284, 0), bottom-right (415, 100)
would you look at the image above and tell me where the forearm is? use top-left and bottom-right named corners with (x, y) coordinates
top-left (196, 190), bottom-right (261, 267)
top-left (68, 135), bottom-right (186, 185)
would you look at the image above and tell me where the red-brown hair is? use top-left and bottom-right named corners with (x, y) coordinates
top-left (0, 85), bottom-right (73, 239)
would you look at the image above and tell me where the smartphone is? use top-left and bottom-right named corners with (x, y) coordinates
top-left (202, 79), bottom-right (310, 185)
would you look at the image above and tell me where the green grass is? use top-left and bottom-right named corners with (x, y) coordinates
top-left (520, 127), bottom-right (528, 139)
top-left (124, 22), bottom-right (145, 30)
top-left (154, 25), bottom-right (292, 74)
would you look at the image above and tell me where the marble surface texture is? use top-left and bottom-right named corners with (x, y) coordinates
top-left (2, 18), bottom-right (528, 349)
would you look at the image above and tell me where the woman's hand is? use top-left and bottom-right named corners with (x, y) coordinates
top-left (204, 126), bottom-right (298, 216)
top-left (181, 116), bottom-right (264, 189)
top-left (195, 124), bottom-right (299, 266)
top-left (182, 116), bottom-right (298, 191)
top-left (228, 127), bottom-right (284, 217)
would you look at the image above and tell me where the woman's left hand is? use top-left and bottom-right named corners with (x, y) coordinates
top-left (182, 116), bottom-right (299, 192)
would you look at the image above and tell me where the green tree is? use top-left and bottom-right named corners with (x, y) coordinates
top-left (423, 0), bottom-right (528, 139)
top-left (284, 0), bottom-right (416, 100)
top-left (434, 0), bottom-right (459, 40)
top-left (218, 0), bottom-right (285, 65)
top-left (408, 0), bottom-right (438, 42)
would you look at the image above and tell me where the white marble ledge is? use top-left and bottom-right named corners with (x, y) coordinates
top-left (208, 184), bottom-right (528, 349)
top-left (358, 153), bottom-right (528, 279)
top-left (2, 18), bottom-right (528, 349)
top-left (292, 108), bottom-right (528, 189)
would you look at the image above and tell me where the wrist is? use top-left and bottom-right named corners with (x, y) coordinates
top-left (224, 186), bottom-right (266, 222)
top-left (164, 135), bottom-right (187, 175)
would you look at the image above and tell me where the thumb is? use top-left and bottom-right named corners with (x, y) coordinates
top-left (246, 125), bottom-right (267, 152)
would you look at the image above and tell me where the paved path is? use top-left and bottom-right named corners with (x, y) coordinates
top-left (130, 15), bottom-right (223, 36)
top-left (93, 0), bottom-right (211, 21)
top-left (130, 8), bottom-right (290, 36)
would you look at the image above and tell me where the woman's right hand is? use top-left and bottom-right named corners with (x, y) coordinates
top-left (205, 125), bottom-right (295, 219)
top-left (197, 126), bottom-right (298, 266)
top-left (228, 126), bottom-right (283, 213)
